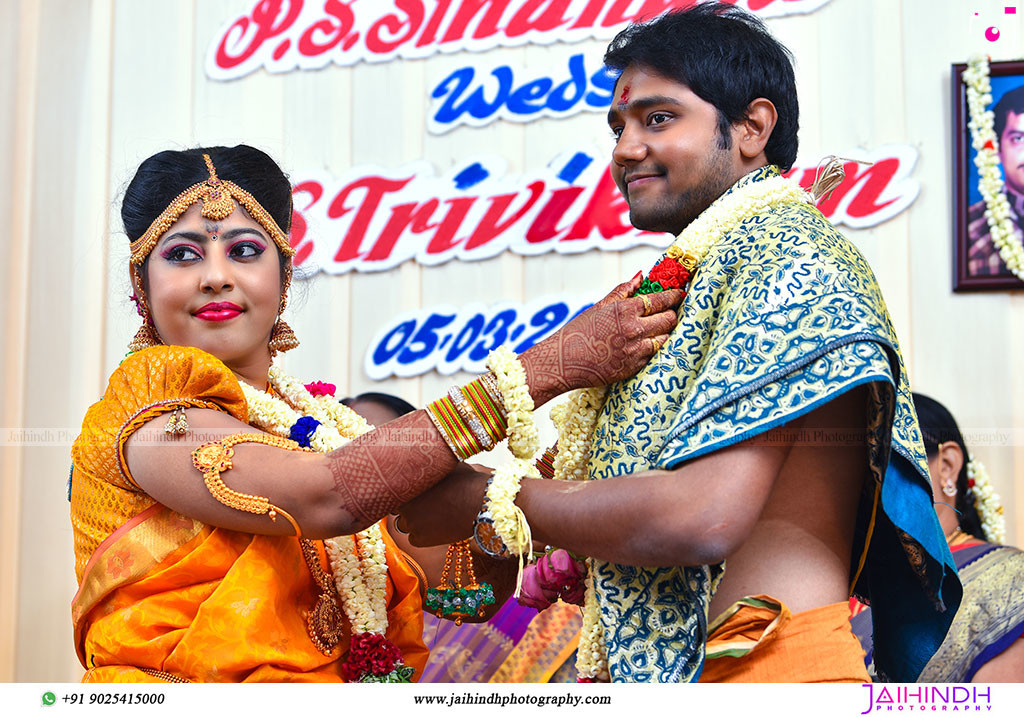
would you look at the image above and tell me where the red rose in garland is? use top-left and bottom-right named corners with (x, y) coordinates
top-left (647, 257), bottom-right (691, 291)
top-left (342, 632), bottom-right (412, 682)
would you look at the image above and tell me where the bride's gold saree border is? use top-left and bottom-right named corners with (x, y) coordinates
top-left (72, 504), bottom-right (208, 665)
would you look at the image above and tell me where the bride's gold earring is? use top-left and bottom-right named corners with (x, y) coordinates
top-left (268, 264), bottom-right (299, 356)
top-left (268, 318), bottom-right (299, 356)
top-left (128, 266), bottom-right (163, 353)
top-left (127, 301), bottom-right (163, 352)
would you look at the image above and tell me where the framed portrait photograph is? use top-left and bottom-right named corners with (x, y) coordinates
top-left (952, 59), bottom-right (1024, 291)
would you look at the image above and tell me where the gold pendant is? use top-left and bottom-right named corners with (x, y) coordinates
top-left (307, 592), bottom-right (344, 655)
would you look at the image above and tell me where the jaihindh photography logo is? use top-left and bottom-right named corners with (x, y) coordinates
top-left (860, 685), bottom-right (993, 713)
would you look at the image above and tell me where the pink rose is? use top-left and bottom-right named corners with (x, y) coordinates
top-left (520, 549), bottom-right (588, 609)
top-left (517, 563), bottom-right (558, 611)
top-left (536, 549), bottom-right (588, 606)
top-left (305, 381), bottom-right (337, 397)
top-left (537, 548), bottom-right (586, 585)
top-left (559, 580), bottom-right (587, 606)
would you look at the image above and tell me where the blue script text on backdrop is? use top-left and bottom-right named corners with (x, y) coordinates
top-left (365, 295), bottom-right (594, 379)
top-left (429, 52), bottom-right (617, 132)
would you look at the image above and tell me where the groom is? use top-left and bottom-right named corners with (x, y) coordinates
top-left (402, 2), bottom-right (959, 683)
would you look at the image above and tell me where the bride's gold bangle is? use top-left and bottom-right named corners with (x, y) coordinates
top-left (191, 433), bottom-right (304, 537)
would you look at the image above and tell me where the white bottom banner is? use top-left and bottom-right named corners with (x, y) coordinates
top-left (2, 683), bottom-right (1019, 717)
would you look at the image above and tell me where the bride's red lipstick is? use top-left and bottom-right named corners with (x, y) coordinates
top-left (194, 302), bottom-right (243, 321)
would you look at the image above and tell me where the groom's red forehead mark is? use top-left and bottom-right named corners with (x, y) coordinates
top-left (618, 84), bottom-right (631, 108)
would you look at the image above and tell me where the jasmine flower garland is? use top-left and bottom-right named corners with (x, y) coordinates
top-left (549, 388), bottom-right (607, 482)
top-left (964, 55), bottom-right (1024, 279)
top-left (240, 370), bottom-right (409, 682)
top-left (487, 346), bottom-right (540, 459)
top-left (967, 455), bottom-right (1006, 544)
top-left (576, 568), bottom-right (610, 682)
top-left (549, 388), bottom-right (609, 681)
top-left (483, 346), bottom-right (540, 592)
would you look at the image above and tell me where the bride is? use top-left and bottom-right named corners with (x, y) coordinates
top-left (69, 144), bottom-right (681, 683)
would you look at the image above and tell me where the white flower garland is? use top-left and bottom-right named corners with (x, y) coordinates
top-left (964, 55), bottom-right (1024, 279)
top-left (548, 387), bottom-right (608, 680)
top-left (484, 346), bottom-right (539, 558)
top-left (550, 388), bottom-right (608, 483)
top-left (488, 346), bottom-right (540, 459)
top-left (667, 175), bottom-right (811, 264)
top-left (967, 455), bottom-right (1007, 544)
top-left (576, 564), bottom-right (610, 681)
top-left (553, 173), bottom-right (811, 681)
top-left (240, 373), bottom-right (390, 635)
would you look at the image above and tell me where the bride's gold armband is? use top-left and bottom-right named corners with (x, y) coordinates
top-left (191, 433), bottom-right (305, 537)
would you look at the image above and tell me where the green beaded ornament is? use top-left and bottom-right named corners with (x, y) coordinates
top-left (425, 540), bottom-right (496, 625)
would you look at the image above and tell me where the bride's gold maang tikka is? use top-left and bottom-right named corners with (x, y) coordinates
top-left (129, 153), bottom-right (295, 265)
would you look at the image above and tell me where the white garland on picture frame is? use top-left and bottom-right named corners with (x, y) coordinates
top-left (963, 55), bottom-right (1024, 279)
